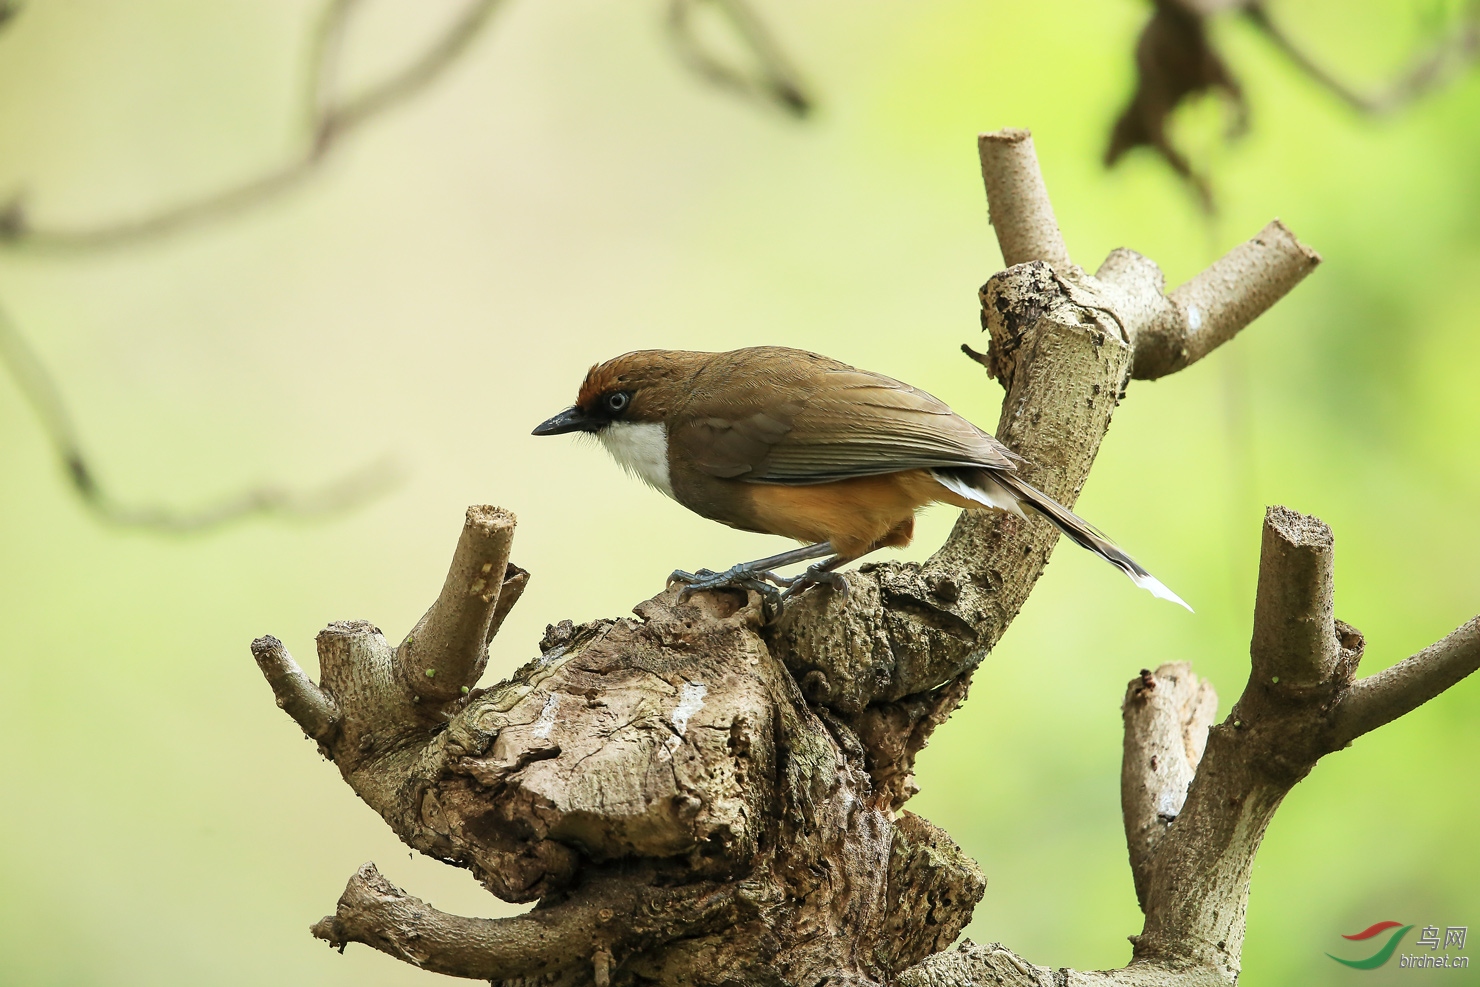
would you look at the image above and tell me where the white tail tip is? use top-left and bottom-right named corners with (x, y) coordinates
top-left (1129, 570), bottom-right (1194, 612)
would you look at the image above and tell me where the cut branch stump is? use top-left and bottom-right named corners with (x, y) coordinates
top-left (252, 130), bottom-right (1475, 985)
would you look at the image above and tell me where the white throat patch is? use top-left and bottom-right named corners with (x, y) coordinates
top-left (597, 422), bottom-right (674, 499)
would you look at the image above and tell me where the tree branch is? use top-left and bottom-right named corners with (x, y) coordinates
top-left (903, 507), bottom-right (1476, 987)
top-left (251, 635), bottom-right (340, 745)
top-left (1103, 1), bottom-right (1243, 214)
top-left (1129, 220), bottom-right (1321, 380)
top-left (0, 0), bottom-right (503, 252)
top-left (486, 564), bottom-right (530, 645)
top-left (1335, 616), bottom-right (1480, 743)
top-left (1121, 663), bottom-right (1217, 909)
top-left (0, 296), bottom-right (398, 531)
top-left (666, 0), bottom-right (813, 117)
top-left (1122, 507), bottom-right (1467, 981)
top-left (251, 133), bottom-right (1472, 987)
top-left (977, 130), bottom-right (1073, 271)
top-left (1244, 0), bottom-right (1480, 116)
top-left (1249, 504), bottom-right (1341, 687)
top-left (1103, 0), bottom-right (1480, 210)
top-left (311, 862), bottom-right (748, 982)
top-left (325, 0), bottom-right (503, 136)
top-left (262, 557), bottom-right (986, 982)
top-left (766, 270), bottom-right (1133, 712)
top-left (397, 506), bottom-right (520, 703)
top-left (769, 134), bottom-right (1314, 714)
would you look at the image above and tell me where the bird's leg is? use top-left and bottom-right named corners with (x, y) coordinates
top-left (668, 541), bottom-right (835, 604)
top-left (780, 553), bottom-right (857, 601)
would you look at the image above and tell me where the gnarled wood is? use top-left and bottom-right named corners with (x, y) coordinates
top-left (252, 130), bottom-right (1474, 985)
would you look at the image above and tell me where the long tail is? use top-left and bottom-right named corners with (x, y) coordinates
top-left (932, 468), bottom-right (1192, 611)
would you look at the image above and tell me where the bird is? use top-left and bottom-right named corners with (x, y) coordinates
top-left (533, 346), bottom-right (1189, 611)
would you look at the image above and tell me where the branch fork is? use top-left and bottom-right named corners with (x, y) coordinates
top-left (767, 128), bottom-right (1318, 716)
top-left (251, 130), bottom-right (1476, 985)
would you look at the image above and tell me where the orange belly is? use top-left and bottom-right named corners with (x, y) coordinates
top-left (741, 469), bottom-right (975, 558)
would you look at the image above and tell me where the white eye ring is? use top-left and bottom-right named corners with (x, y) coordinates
top-left (606, 392), bottom-right (629, 413)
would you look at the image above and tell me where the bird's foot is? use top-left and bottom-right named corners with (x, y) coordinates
top-left (780, 564), bottom-right (849, 602)
top-left (668, 566), bottom-right (787, 611)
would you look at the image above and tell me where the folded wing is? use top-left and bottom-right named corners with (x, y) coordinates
top-left (670, 349), bottom-right (1017, 485)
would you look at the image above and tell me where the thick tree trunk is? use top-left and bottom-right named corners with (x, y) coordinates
top-left (253, 130), bottom-right (1478, 986)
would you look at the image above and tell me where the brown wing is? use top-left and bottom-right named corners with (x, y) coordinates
top-left (668, 347), bottom-right (1017, 485)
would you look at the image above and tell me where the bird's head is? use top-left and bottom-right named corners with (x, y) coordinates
top-left (532, 349), bottom-right (699, 436)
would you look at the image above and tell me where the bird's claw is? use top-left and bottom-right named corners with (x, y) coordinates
top-left (667, 568), bottom-right (715, 589)
top-left (670, 565), bottom-right (789, 591)
top-left (781, 566), bottom-right (849, 602)
top-left (669, 560), bottom-right (846, 620)
top-left (668, 566), bottom-right (788, 610)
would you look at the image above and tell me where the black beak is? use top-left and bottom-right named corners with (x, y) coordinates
top-left (532, 407), bottom-right (603, 436)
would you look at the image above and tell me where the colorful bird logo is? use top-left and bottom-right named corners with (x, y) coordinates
top-left (1328, 921), bottom-right (1414, 969)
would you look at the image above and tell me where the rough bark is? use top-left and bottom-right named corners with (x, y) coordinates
top-left (903, 508), bottom-right (1479, 987)
top-left (1121, 663), bottom-right (1217, 910)
top-left (252, 130), bottom-right (1476, 985)
top-left (978, 129), bottom-right (1073, 271)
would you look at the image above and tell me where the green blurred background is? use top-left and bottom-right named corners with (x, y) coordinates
top-left (0, 1), bottom-right (1476, 984)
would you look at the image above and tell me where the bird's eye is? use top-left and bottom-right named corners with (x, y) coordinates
top-left (604, 391), bottom-right (630, 414)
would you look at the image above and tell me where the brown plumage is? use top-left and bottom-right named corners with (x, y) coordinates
top-left (535, 346), bottom-right (1188, 608)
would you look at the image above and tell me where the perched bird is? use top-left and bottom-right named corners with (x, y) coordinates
top-left (534, 346), bottom-right (1188, 610)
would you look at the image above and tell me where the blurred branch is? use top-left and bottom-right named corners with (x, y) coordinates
top-left (1105, 0), bottom-right (1247, 213)
top-left (0, 0), bottom-right (504, 252)
top-left (312, 0), bottom-right (502, 137)
top-left (1245, 0), bottom-right (1480, 115)
top-left (1105, 0), bottom-right (1480, 211)
top-left (667, 0), bottom-right (813, 117)
top-left (0, 298), bottom-right (399, 531)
